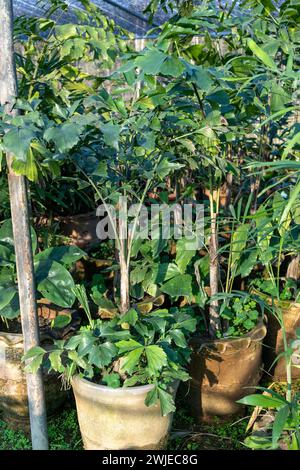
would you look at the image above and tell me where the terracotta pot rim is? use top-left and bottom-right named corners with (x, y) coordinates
top-left (191, 319), bottom-right (266, 354)
top-left (251, 288), bottom-right (300, 310)
top-left (56, 211), bottom-right (98, 223)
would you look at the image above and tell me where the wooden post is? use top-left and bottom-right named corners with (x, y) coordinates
top-left (0, 0), bottom-right (49, 450)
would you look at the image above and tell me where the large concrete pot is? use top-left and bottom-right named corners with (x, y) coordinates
top-left (0, 332), bottom-right (67, 431)
top-left (72, 376), bottom-right (177, 450)
top-left (186, 321), bottom-right (266, 421)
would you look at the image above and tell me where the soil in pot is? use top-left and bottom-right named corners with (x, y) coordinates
top-left (0, 301), bottom-right (81, 432)
top-left (185, 321), bottom-right (266, 422)
top-left (72, 376), bottom-right (178, 450)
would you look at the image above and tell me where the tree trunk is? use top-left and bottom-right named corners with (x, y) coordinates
top-left (119, 251), bottom-right (130, 314)
top-left (118, 197), bottom-right (130, 314)
top-left (209, 210), bottom-right (221, 338)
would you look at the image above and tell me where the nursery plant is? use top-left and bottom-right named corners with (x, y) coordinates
top-left (0, 219), bottom-right (85, 320)
top-left (238, 326), bottom-right (300, 450)
top-left (24, 285), bottom-right (196, 416)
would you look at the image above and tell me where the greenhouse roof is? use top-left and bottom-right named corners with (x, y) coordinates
top-left (12, 0), bottom-right (167, 36)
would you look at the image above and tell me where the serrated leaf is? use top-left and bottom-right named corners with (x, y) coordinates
top-left (118, 308), bottom-right (138, 326)
top-left (88, 342), bottom-right (117, 368)
top-left (120, 347), bottom-right (144, 374)
top-left (102, 372), bottom-right (121, 388)
top-left (44, 123), bottom-right (83, 153)
top-left (116, 339), bottom-right (143, 354)
top-left (157, 387), bottom-right (176, 416)
top-left (160, 274), bottom-right (193, 298)
top-left (175, 238), bottom-right (196, 273)
top-left (3, 127), bottom-right (36, 161)
top-left (169, 329), bottom-right (187, 348)
top-left (99, 122), bottom-right (121, 151)
top-left (145, 345), bottom-right (167, 375)
top-left (49, 350), bottom-right (64, 373)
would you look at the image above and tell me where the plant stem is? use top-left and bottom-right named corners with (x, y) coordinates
top-left (208, 171), bottom-right (221, 338)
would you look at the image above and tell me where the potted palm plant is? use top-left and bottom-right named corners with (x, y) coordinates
top-left (24, 284), bottom-right (196, 450)
top-left (249, 191), bottom-right (300, 380)
top-left (0, 219), bottom-right (85, 429)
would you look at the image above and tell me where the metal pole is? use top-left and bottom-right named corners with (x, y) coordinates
top-left (0, 0), bottom-right (49, 450)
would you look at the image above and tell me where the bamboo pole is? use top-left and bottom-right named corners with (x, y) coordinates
top-left (0, 0), bottom-right (48, 450)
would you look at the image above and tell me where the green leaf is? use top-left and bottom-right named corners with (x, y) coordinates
top-left (156, 158), bottom-right (184, 179)
top-left (49, 350), bottom-right (64, 373)
top-left (116, 339), bottom-right (144, 354)
top-left (118, 308), bottom-right (138, 326)
top-left (3, 127), bottom-right (36, 161)
top-left (102, 372), bottom-right (121, 388)
top-left (230, 224), bottom-right (250, 270)
top-left (51, 314), bottom-right (72, 330)
top-left (135, 49), bottom-right (167, 75)
top-left (160, 56), bottom-right (185, 77)
top-left (157, 387), bottom-right (176, 416)
top-left (248, 39), bottom-right (277, 70)
top-left (272, 404), bottom-right (290, 448)
top-left (145, 345), bottom-right (167, 374)
top-left (237, 394), bottom-right (286, 409)
top-left (145, 386), bottom-right (158, 407)
top-left (169, 329), bottom-right (187, 348)
top-left (185, 64), bottom-right (213, 91)
top-left (12, 147), bottom-right (38, 181)
top-left (175, 238), bottom-right (196, 273)
top-left (0, 219), bottom-right (37, 253)
top-left (120, 347), bottom-right (144, 374)
top-left (34, 246), bottom-right (86, 267)
top-left (160, 274), bottom-right (193, 298)
top-left (0, 289), bottom-right (20, 319)
top-left (88, 342), bottom-right (117, 368)
top-left (44, 123), bottom-right (83, 153)
top-left (236, 249), bottom-right (258, 278)
top-left (0, 242), bottom-right (15, 266)
top-left (55, 24), bottom-right (78, 40)
top-left (99, 122), bottom-right (121, 151)
top-left (23, 346), bottom-right (46, 374)
top-left (154, 263), bottom-right (181, 283)
top-left (35, 260), bottom-right (76, 308)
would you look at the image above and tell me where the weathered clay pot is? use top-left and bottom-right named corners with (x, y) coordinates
top-left (0, 302), bottom-right (80, 430)
top-left (186, 321), bottom-right (266, 421)
top-left (72, 376), bottom-right (177, 450)
top-left (0, 332), bottom-right (67, 431)
top-left (263, 298), bottom-right (300, 380)
top-left (35, 212), bottom-right (99, 249)
top-left (57, 212), bottom-right (99, 248)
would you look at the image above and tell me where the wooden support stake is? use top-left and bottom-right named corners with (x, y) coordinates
top-left (0, 0), bottom-right (48, 450)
